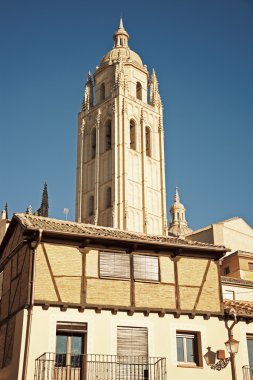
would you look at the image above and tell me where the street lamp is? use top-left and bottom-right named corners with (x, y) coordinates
top-left (225, 337), bottom-right (240, 355)
top-left (225, 334), bottom-right (239, 380)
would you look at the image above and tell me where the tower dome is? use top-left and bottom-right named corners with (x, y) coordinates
top-left (99, 18), bottom-right (144, 68)
top-left (168, 188), bottom-right (192, 237)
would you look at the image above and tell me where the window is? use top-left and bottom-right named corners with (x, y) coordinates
top-left (106, 120), bottom-right (112, 150)
top-left (106, 187), bottom-right (112, 208)
top-left (91, 129), bottom-right (96, 158)
top-left (136, 82), bottom-right (142, 101)
top-left (224, 266), bottom-right (230, 275)
top-left (100, 252), bottom-right (130, 279)
top-left (117, 326), bottom-right (148, 356)
top-left (100, 83), bottom-right (105, 101)
top-left (145, 127), bottom-right (151, 157)
top-left (88, 195), bottom-right (94, 216)
top-left (249, 263), bottom-right (253, 271)
top-left (247, 335), bottom-right (253, 374)
top-left (55, 322), bottom-right (86, 370)
top-left (0, 271), bottom-right (3, 301)
top-left (117, 327), bottom-right (148, 380)
top-left (99, 252), bottom-right (159, 282)
top-left (130, 120), bottom-right (136, 150)
top-left (133, 255), bottom-right (159, 282)
top-left (223, 290), bottom-right (235, 300)
top-left (176, 331), bottom-right (202, 367)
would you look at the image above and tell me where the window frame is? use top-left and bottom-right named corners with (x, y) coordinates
top-left (176, 330), bottom-right (203, 368)
top-left (248, 262), bottom-right (253, 271)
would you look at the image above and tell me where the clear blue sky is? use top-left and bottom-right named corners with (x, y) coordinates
top-left (0, 0), bottom-right (252, 230)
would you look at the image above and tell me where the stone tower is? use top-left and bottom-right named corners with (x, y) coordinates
top-left (76, 19), bottom-right (167, 235)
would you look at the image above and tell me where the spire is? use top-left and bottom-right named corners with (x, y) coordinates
top-left (4, 202), bottom-right (8, 219)
top-left (113, 18), bottom-right (129, 48)
top-left (119, 17), bottom-right (124, 29)
top-left (175, 186), bottom-right (180, 203)
top-left (168, 188), bottom-right (192, 237)
top-left (35, 182), bottom-right (49, 217)
top-left (81, 71), bottom-right (93, 112)
top-left (150, 68), bottom-right (162, 109)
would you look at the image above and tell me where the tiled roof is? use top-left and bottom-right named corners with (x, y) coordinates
top-left (14, 214), bottom-right (227, 251)
top-left (221, 276), bottom-right (253, 286)
top-left (224, 300), bottom-right (253, 317)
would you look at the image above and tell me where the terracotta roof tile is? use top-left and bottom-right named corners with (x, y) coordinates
top-left (224, 300), bottom-right (253, 317)
top-left (221, 276), bottom-right (253, 286)
top-left (14, 213), bottom-right (227, 251)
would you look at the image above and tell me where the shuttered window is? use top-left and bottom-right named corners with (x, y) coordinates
top-left (117, 327), bottom-right (148, 357)
top-left (133, 255), bottom-right (159, 282)
top-left (100, 252), bottom-right (130, 279)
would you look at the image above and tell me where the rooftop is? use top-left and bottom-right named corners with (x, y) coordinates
top-left (224, 299), bottom-right (253, 318)
top-left (13, 213), bottom-right (227, 252)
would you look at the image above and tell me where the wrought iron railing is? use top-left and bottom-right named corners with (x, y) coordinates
top-left (243, 365), bottom-right (253, 380)
top-left (34, 353), bottom-right (167, 380)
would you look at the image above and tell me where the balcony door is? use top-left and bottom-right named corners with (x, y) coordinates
top-left (117, 326), bottom-right (148, 380)
top-left (55, 323), bottom-right (87, 380)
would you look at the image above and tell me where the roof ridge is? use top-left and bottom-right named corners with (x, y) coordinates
top-left (13, 213), bottom-right (227, 251)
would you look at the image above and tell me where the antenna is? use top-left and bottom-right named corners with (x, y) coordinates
top-left (63, 208), bottom-right (69, 220)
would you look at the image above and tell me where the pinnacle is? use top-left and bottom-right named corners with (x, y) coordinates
top-left (175, 187), bottom-right (180, 203)
top-left (119, 17), bottom-right (124, 30)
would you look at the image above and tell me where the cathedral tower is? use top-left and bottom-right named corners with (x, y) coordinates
top-left (76, 19), bottom-right (167, 235)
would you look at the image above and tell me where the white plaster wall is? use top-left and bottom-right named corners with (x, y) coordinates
top-left (23, 307), bottom-right (253, 380)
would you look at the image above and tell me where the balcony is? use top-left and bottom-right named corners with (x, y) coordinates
top-left (34, 353), bottom-right (167, 380)
top-left (243, 365), bottom-right (253, 380)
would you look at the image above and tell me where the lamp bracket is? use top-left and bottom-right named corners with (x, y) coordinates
top-left (210, 358), bottom-right (230, 371)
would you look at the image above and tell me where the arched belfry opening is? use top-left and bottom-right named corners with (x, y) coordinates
top-left (130, 120), bottom-right (136, 150)
top-left (91, 129), bottom-right (96, 158)
top-left (145, 127), bottom-right (151, 157)
top-left (100, 83), bottom-right (105, 102)
top-left (136, 82), bottom-right (142, 101)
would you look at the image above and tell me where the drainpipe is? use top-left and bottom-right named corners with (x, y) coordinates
top-left (22, 229), bottom-right (43, 380)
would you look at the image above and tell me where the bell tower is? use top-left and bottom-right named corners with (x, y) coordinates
top-left (76, 19), bottom-right (167, 235)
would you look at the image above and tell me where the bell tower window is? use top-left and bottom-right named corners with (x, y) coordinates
top-left (91, 129), bottom-right (96, 158)
top-left (136, 82), bottom-right (142, 101)
top-left (106, 187), bottom-right (112, 208)
top-left (88, 195), bottom-right (94, 216)
top-left (100, 83), bottom-right (105, 102)
top-left (145, 127), bottom-right (151, 157)
top-left (106, 120), bottom-right (112, 150)
top-left (130, 120), bottom-right (136, 150)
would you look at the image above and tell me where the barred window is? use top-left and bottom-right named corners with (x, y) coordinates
top-left (100, 252), bottom-right (130, 279)
top-left (133, 255), bottom-right (159, 282)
